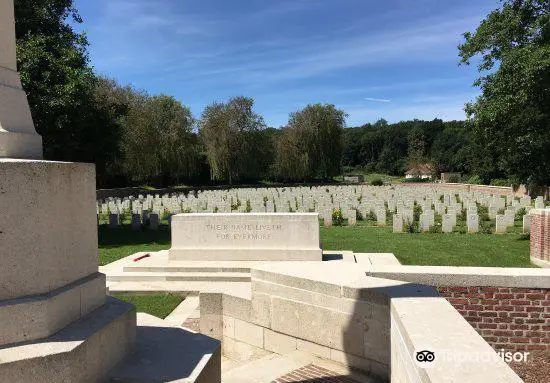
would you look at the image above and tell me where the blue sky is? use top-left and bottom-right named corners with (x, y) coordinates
top-left (74, 0), bottom-right (499, 127)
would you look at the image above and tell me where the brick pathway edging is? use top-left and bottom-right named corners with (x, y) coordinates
top-left (272, 364), bottom-right (361, 383)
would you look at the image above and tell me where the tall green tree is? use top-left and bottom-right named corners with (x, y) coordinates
top-left (199, 97), bottom-right (267, 183)
top-left (276, 104), bottom-right (345, 180)
top-left (120, 94), bottom-right (199, 186)
top-left (406, 125), bottom-right (427, 167)
top-left (15, 0), bottom-right (120, 186)
top-left (459, 0), bottom-right (550, 186)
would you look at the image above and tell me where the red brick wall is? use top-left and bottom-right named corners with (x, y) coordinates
top-left (530, 212), bottom-right (550, 262)
top-left (438, 286), bottom-right (550, 352)
top-left (394, 183), bottom-right (521, 197)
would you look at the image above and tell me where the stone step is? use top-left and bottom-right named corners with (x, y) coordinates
top-left (107, 271), bottom-right (251, 282)
top-left (124, 265), bottom-right (252, 273)
top-left (222, 353), bottom-right (304, 383)
top-left (107, 280), bottom-right (252, 299)
top-left (164, 296), bottom-right (200, 326)
top-left (0, 297), bottom-right (135, 382)
top-left (222, 351), bottom-right (380, 383)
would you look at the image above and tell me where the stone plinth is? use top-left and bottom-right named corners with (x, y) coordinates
top-left (530, 208), bottom-right (550, 264)
top-left (0, 159), bottom-right (135, 380)
top-left (0, 160), bottom-right (98, 300)
top-left (169, 213), bottom-right (322, 261)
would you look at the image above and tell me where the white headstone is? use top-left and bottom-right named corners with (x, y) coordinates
top-left (347, 209), bottom-right (356, 226)
top-left (467, 213), bottom-right (479, 234)
top-left (442, 214), bottom-right (453, 233)
top-left (495, 214), bottom-right (506, 234)
top-left (522, 214), bottom-right (531, 234)
top-left (393, 214), bottom-right (403, 233)
top-left (376, 208), bottom-right (386, 226)
top-left (420, 213), bottom-right (430, 232)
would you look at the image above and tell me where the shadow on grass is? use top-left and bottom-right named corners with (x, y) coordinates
top-left (98, 225), bottom-right (171, 248)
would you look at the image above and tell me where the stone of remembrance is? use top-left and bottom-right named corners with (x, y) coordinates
top-left (169, 213), bottom-right (322, 261)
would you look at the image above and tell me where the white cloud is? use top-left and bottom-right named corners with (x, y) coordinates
top-left (364, 97), bottom-right (391, 103)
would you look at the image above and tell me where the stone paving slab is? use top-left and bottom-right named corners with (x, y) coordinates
top-left (164, 296), bottom-right (200, 327)
top-left (106, 313), bottom-right (220, 383)
top-left (107, 280), bottom-right (252, 299)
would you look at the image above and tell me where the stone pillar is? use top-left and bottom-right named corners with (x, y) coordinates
top-left (530, 209), bottom-right (550, 264)
top-left (0, 0), bottom-right (42, 159)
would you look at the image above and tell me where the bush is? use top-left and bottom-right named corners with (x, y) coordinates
top-left (490, 178), bottom-right (510, 186)
top-left (429, 221), bottom-right (442, 233)
top-left (477, 205), bottom-right (490, 221)
top-left (365, 211), bottom-right (377, 223)
top-left (404, 177), bottom-right (430, 183)
top-left (332, 209), bottom-right (344, 226)
top-left (405, 221), bottom-right (419, 233)
top-left (457, 208), bottom-right (466, 222)
top-left (466, 175), bottom-right (483, 185)
top-left (371, 178), bottom-right (384, 186)
top-left (161, 210), bottom-right (172, 221)
top-left (448, 174), bottom-right (460, 183)
top-left (515, 207), bottom-right (526, 221)
top-left (480, 220), bottom-right (494, 234)
top-left (413, 204), bottom-right (422, 221)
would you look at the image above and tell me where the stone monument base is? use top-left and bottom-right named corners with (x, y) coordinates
top-left (0, 297), bottom-right (136, 382)
top-left (0, 159), bottom-right (136, 382)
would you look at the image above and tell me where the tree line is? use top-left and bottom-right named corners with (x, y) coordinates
top-left (14, 0), bottom-right (550, 189)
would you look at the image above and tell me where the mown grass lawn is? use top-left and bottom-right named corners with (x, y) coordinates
top-left (98, 223), bottom-right (534, 268)
top-left (112, 294), bottom-right (184, 319)
top-left (320, 225), bottom-right (533, 268)
top-left (98, 225), bottom-right (171, 265)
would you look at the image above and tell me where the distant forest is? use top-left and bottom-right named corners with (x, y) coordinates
top-left (342, 119), bottom-right (475, 178)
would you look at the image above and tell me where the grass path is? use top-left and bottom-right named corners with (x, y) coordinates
top-left (112, 294), bottom-right (184, 319)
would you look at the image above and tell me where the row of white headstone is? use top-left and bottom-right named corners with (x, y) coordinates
top-left (97, 185), bottom-right (545, 233)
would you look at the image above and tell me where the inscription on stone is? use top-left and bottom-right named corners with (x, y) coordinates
top-left (206, 223), bottom-right (283, 241)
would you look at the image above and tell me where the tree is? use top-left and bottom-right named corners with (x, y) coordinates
top-left (459, 0), bottom-right (550, 186)
top-left (276, 104), bottom-right (345, 180)
top-left (430, 123), bottom-right (472, 173)
top-left (199, 97), bottom-right (267, 183)
top-left (275, 125), bottom-right (309, 181)
top-left (15, 0), bottom-right (120, 186)
top-left (120, 94), bottom-right (199, 186)
top-left (406, 125), bottom-right (427, 167)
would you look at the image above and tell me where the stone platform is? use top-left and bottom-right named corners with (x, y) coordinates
top-left (100, 249), bottom-right (400, 296)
